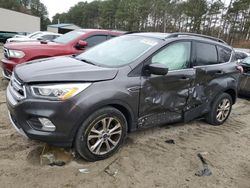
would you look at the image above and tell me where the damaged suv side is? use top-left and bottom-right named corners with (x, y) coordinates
top-left (7, 33), bottom-right (240, 161)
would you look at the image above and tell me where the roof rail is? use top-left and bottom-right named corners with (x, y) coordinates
top-left (166, 32), bottom-right (227, 44)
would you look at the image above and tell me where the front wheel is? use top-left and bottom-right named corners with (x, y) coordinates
top-left (75, 107), bottom-right (127, 161)
top-left (205, 93), bottom-right (233, 125)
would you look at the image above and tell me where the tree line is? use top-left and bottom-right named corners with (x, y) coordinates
top-left (0, 0), bottom-right (50, 30)
top-left (0, 0), bottom-right (249, 46)
top-left (52, 0), bottom-right (250, 45)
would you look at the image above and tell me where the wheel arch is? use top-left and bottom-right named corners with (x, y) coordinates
top-left (223, 88), bottom-right (237, 104)
top-left (70, 100), bottom-right (137, 147)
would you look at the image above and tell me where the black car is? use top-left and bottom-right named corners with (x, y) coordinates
top-left (0, 31), bottom-right (18, 43)
top-left (238, 56), bottom-right (250, 96)
top-left (6, 33), bottom-right (240, 161)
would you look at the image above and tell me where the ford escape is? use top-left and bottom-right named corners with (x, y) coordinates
top-left (6, 32), bottom-right (241, 161)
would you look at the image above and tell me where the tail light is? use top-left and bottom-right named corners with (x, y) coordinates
top-left (236, 65), bottom-right (244, 73)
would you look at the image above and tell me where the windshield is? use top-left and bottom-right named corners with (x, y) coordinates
top-left (77, 35), bottom-right (160, 67)
top-left (242, 56), bottom-right (250, 64)
top-left (53, 31), bottom-right (85, 44)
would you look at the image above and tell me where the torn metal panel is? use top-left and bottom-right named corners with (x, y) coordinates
top-left (139, 69), bottom-right (195, 127)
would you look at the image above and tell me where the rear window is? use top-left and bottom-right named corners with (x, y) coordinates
top-left (195, 42), bottom-right (218, 66)
top-left (218, 46), bottom-right (231, 63)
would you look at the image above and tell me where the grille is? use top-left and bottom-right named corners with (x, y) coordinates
top-left (9, 75), bottom-right (26, 101)
top-left (3, 48), bottom-right (9, 59)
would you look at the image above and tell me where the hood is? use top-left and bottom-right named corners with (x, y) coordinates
top-left (4, 41), bottom-right (63, 50)
top-left (14, 56), bottom-right (118, 83)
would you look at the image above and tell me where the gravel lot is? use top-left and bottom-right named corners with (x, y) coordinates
top-left (0, 50), bottom-right (249, 188)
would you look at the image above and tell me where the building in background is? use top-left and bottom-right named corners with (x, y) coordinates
top-left (0, 8), bottom-right (40, 33)
top-left (47, 23), bottom-right (81, 34)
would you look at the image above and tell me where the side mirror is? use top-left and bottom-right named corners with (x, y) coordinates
top-left (147, 63), bottom-right (169, 75)
top-left (76, 40), bottom-right (88, 49)
top-left (37, 37), bottom-right (43, 41)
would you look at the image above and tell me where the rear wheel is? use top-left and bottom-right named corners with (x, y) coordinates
top-left (75, 107), bottom-right (127, 161)
top-left (205, 93), bottom-right (232, 125)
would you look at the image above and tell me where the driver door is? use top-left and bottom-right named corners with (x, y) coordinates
top-left (138, 41), bottom-right (195, 128)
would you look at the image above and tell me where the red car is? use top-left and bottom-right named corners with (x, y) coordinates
top-left (1, 29), bottom-right (123, 79)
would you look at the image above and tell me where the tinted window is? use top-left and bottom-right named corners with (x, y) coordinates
top-left (218, 46), bottom-right (231, 63)
top-left (42, 35), bottom-right (58, 41)
top-left (85, 35), bottom-right (107, 47)
top-left (152, 42), bottom-right (191, 71)
top-left (195, 42), bottom-right (217, 66)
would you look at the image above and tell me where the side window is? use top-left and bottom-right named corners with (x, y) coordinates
top-left (42, 35), bottom-right (56, 41)
top-left (195, 42), bottom-right (218, 66)
top-left (217, 46), bottom-right (231, 63)
top-left (151, 42), bottom-right (191, 71)
top-left (84, 35), bottom-right (107, 47)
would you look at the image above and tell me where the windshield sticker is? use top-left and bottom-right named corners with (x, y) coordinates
top-left (140, 39), bottom-right (158, 46)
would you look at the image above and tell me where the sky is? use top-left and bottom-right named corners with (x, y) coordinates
top-left (40, 0), bottom-right (93, 20)
top-left (41, 0), bottom-right (231, 21)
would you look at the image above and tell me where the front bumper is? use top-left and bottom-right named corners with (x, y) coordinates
top-left (6, 85), bottom-right (84, 147)
top-left (8, 111), bottom-right (28, 138)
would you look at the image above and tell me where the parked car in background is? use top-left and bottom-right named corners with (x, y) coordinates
top-left (1, 29), bottom-right (123, 79)
top-left (234, 48), bottom-right (250, 60)
top-left (238, 56), bottom-right (250, 96)
top-left (13, 32), bottom-right (30, 38)
top-left (0, 31), bottom-right (18, 43)
top-left (6, 32), bottom-right (61, 43)
top-left (6, 32), bottom-right (241, 161)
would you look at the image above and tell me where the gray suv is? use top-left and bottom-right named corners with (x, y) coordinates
top-left (6, 33), bottom-right (241, 161)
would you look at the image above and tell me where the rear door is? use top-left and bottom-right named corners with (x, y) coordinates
top-left (185, 41), bottom-right (232, 121)
top-left (138, 41), bottom-right (195, 128)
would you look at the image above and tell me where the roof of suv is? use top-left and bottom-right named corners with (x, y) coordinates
top-left (77, 29), bottom-right (125, 34)
top-left (130, 32), bottom-right (229, 48)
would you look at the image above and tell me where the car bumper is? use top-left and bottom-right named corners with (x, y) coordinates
top-left (6, 85), bottom-right (83, 147)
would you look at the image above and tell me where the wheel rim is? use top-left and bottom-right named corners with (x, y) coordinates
top-left (87, 117), bottom-right (122, 155)
top-left (216, 98), bottom-right (231, 122)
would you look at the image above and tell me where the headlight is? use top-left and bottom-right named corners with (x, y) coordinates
top-left (31, 83), bottom-right (91, 100)
top-left (8, 49), bottom-right (25, 58)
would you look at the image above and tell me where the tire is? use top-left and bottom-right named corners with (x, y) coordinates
top-left (205, 93), bottom-right (233, 126)
top-left (75, 107), bottom-right (127, 161)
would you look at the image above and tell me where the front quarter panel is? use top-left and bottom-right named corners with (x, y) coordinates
top-left (69, 67), bottom-right (140, 137)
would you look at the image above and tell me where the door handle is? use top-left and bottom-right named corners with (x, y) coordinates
top-left (215, 70), bottom-right (224, 75)
top-left (179, 77), bottom-right (190, 81)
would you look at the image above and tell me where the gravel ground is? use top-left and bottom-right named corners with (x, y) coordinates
top-left (0, 51), bottom-right (249, 188)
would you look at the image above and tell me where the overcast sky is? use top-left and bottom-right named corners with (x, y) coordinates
top-left (41, 0), bottom-right (231, 20)
top-left (40, 0), bottom-right (93, 20)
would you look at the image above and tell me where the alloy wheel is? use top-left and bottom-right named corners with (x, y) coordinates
top-left (87, 117), bottom-right (122, 155)
top-left (216, 98), bottom-right (231, 122)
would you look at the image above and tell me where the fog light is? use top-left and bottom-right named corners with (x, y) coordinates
top-left (38, 118), bottom-right (56, 132)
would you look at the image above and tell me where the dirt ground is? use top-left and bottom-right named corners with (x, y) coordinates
top-left (0, 49), bottom-right (250, 188)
